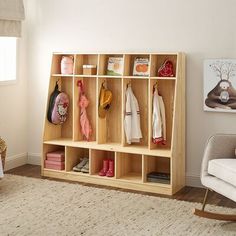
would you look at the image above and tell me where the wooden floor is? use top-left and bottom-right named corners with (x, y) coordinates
top-left (6, 164), bottom-right (236, 208)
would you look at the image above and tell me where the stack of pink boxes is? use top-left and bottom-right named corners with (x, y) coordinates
top-left (44, 150), bottom-right (65, 170)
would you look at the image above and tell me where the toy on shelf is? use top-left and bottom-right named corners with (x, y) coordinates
top-left (157, 60), bottom-right (174, 77)
top-left (61, 56), bottom-right (74, 74)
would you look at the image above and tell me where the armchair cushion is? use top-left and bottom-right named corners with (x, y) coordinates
top-left (208, 158), bottom-right (236, 188)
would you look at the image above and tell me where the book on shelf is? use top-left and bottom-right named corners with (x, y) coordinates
top-left (147, 171), bottom-right (170, 184)
top-left (133, 57), bottom-right (149, 76)
top-left (107, 57), bottom-right (124, 76)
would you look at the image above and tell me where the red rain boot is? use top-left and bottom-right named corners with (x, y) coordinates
top-left (99, 159), bottom-right (109, 176)
top-left (106, 159), bottom-right (114, 177)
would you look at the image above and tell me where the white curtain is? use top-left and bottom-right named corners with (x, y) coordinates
top-left (0, 0), bottom-right (25, 37)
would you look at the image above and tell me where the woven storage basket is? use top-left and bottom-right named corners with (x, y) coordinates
top-left (0, 138), bottom-right (7, 170)
top-left (1, 149), bottom-right (6, 170)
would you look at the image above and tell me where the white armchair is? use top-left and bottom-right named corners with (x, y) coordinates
top-left (194, 134), bottom-right (236, 221)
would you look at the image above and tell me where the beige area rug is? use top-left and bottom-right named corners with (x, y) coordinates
top-left (0, 175), bottom-right (236, 236)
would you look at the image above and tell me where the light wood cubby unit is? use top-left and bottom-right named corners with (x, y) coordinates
top-left (42, 52), bottom-right (185, 195)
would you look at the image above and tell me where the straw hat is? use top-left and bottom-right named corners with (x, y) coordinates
top-left (98, 84), bottom-right (112, 118)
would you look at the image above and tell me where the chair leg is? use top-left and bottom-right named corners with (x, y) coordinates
top-left (194, 188), bottom-right (236, 221)
top-left (201, 188), bottom-right (209, 211)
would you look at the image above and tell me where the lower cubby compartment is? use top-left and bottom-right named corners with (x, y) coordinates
top-left (90, 149), bottom-right (115, 178)
top-left (65, 146), bottom-right (90, 174)
top-left (43, 144), bottom-right (65, 171)
top-left (116, 152), bottom-right (142, 182)
top-left (144, 155), bottom-right (170, 185)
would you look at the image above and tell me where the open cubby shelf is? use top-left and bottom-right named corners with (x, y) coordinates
top-left (42, 52), bottom-right (185, 195)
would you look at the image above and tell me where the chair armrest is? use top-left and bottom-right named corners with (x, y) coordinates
top-left (201, 134), bottom-right (236, 179)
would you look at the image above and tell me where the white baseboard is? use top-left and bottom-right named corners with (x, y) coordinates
top-left (27, 152), bottom-right (41, 165)
top-left (186, 174), bottom-right (203, 188)
top-left (4, 153), bottom-right (28, 171)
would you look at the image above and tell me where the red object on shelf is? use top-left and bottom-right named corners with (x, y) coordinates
top-left (106, 159), bottom-right (114, 177)
top-left (46, 150), bottom-right (65, 162)
top-left (99, 159), bottom-right (109, 176)
top-left (158, 60), bottom-right (174, 77)
top-left (44, 160), bottom-right (65, 170)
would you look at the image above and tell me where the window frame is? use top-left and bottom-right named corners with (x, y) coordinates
top-left (0, 37), bottom-right (19, 86)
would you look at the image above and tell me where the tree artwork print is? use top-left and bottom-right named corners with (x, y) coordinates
top-left (204, 59), bottom-right (236, 112)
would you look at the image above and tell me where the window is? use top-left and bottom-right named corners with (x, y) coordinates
top-left (0, 37), bottom-right (17, 82)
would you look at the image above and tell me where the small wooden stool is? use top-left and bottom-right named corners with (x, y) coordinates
top-left (0, 138), bottom-right (7, 170)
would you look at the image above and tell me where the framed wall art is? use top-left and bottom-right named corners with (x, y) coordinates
top-left (204, 59), bottom-right (236, 112)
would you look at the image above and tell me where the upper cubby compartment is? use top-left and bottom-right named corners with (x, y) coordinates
top-left (150, 54), bottom-right (177, 78)
top-left (124, 54), bottom-right (150, 77)
top-left (98, 54), bottom-right (124, 76)
top-left (51, 54), bottom-right (75, 76)
top-left (74, 54), bottom-right (98, 76)
top-left (43, 76), bottom-right (73, 141)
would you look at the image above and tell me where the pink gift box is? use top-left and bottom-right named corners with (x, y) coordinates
top-left (44, 160), bottom-right (65, 170)
top-left (46, 150), bottom-right (65, 162)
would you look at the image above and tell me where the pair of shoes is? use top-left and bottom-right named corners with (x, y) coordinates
top-left (73, 157), bottom-right (89, 173)
top-left (99, 159), bottom-right (114, 177)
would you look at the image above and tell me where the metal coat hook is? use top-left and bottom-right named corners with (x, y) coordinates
top-left (127, 80), bottom-right (132, 88)
top-left (102, 79), bottom-right (107, 88)
top-left (56, 78), bottom-right (60, 84)
top-left (153, 81), bottom-right (158, 90)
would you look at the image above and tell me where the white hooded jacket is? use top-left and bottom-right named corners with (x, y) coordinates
top-left (124, 86), bottom-right (142, 144)
top-left (152, 89), bottom-right (166, 144)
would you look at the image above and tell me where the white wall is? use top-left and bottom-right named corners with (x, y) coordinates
top-left (0, 13), bottom-right (28, 169)
top-left (26, 0), bottom-right (236, 186)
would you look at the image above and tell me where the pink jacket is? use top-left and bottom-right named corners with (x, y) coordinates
top-left (78, 81), bottom-right (92, 141)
